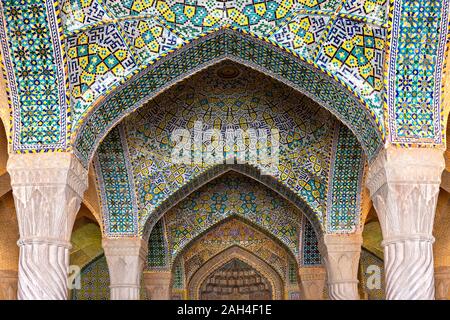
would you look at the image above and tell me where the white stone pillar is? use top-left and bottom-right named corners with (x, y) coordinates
top-left (0, 270), bottom-right (18, 299)
top-left (298, 266), bottom-right (326, 300)
top-left (320, 233), bottom-right (362, 300)
top-left (366, 148), bottom-right (444, 300)
top-left (103, 237), bottom-right (147, 300)
top-left (143, 271), bottom-right (172, 300)
top-left (435, 266), bottom-right (450, 300)
top-left (7, 153), bottom-right (87, 300)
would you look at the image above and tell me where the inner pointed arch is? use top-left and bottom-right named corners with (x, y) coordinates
top-left (142, 164), bottom-right (323, 243)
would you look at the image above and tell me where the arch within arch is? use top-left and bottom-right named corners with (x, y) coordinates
top-left (74, 29), bottom-right (383, 166)
top-left (168, 214), bottom-right (301, 269)
top-left (94, 120), bottom-right (327, 237)
top-left (188, 246), bottom-right (284, 300)
top-left (143, 164), bottom-right (323, 241)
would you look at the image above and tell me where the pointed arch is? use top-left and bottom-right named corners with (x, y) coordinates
top-left (74, 29), bottom-right (383, 167)
top-left (143, 164), bottom-right (323, 241)
top-left (187, 246), bottom-right (284, 300)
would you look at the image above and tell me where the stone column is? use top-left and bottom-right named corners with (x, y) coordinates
top-left (366, 148), bottom-right (444, 300)
top-left (0, 270), bottom-right (18, 299)
top-left (7, 153), bottom-right (88, 300)
top-left (143, 271), bottom-right (172, 300)
top-left (103, 237), bottom-right (147, 300)
top-left (298, 266), bottom-right (326, 300)
top-left (435, 266), bottom-right (450, 300)
top-left (319, 233), bottom-right (362, 300)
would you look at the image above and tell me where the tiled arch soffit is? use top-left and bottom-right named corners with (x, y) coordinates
top-left (145, 178), bottom-right (323, 270)
top-left (167, 218), bottom-right (302, 284)
top-left (95, 101), bottom-right (366, 238)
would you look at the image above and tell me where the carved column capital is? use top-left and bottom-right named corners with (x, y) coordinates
top-left (7, 153), bottom-right (88, 243)
top-left (7, 153), bottom-right (87, 199)
top-left (298, 267), bottom-right (326, 300)
top-left (103, 237), bottom-right (148, 300)
top-left (0, 270), bottom-right (18, 300)
top-left (435, 266), bottom-right (450, 300)
top-left (6, 153), bottom-right (88, 300)
top-left (319, 233), bottom-right (362, 300)
top-left (366, 147), bottom-right (445, 300)
top-left (366, 148), bottom-right (444, 241)
top-left (143, 271), bottom-right (172, 300)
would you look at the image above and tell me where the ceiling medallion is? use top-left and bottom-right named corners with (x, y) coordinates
top-left (216, 64), bottom-right (241, 79)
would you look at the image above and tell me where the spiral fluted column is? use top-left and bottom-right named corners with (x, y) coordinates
top-left (319, 233), bottom-right (362, 300)
top-left (367, 148), bottom-right (445, 300)
top-left (7, 153), bottom-right (88, 300)
top-left (103, 238), bottom-right (147, 300)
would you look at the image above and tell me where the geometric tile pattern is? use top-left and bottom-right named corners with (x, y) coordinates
top-left (118, 62), bottom-right (335, 234)
top-left (95, 125), bottom-right (138, 235)
top-left (316, 18), bottom-right (386, 119)
top-left (74, 30), bottom-right (384, 165)
top-left (61, 0), bottom-right (111, 32)
top-left (289, 261), bottom-right (298, 284)
top-left (162, 172), bottom-right (303, 261)
top-left (3, 0), bottom-right (449, 154)
top-left (71, 255), bottom-right (110, 300)
top-left (147, 219), bottom-right (169, 269)
top-left (66, 23), bottom-right (138, 125)
top-left (301, 215), bottom-right (322, 265)
top-left (326, 123), bottom-right (365, 232)
top-left (119, 18), bottom-right (185, 63)
top-left (0, 0), bottom-right (68, 151)
top-left (386, 0), bottom-right (449, 145)
top-left (341, 0), bottom-right (388, 24)
top-left (172, 260), bottom-right (184, 289)
top-left (102, 0), bottom-right (159, 17)
top-left (176, 218), bottom-right (296, 283)
top-left (94, 62), bottom-right (367, 239)
top-left (270, 14), bottom-right (331, 61)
